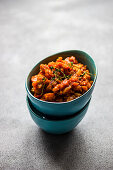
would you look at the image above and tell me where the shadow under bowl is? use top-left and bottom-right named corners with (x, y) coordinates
top-left (25, 50), bottom-right (97, 117)
top-left (26, 96), bottom-right (91, 134)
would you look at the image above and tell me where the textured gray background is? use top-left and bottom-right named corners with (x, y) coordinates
top-left (0, 0), bottom-right (113, 170)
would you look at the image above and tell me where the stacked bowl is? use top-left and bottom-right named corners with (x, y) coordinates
top-left (25, 50), bottom-right (97, 134)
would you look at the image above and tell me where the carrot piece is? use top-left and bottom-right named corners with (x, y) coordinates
top-left (43, 93), bottom-right (55, 101)
top-left (82, 86), bottom-right (88, 91)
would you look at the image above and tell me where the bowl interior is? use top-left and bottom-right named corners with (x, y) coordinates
top-left (26, 50), bottom-right (97, 101)
top-left (26, 96), bottom-right (91, 121)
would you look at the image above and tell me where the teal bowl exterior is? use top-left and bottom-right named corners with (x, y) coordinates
top-left (25, 50), bottom-right (97, 117)
top-left (26, 96), bottom-right (91, 134)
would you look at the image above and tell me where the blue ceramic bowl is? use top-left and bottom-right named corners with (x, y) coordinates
top-left (26, 96), bottom-right (91, 134)
top-left (25, 50), bottom-right (97, 117)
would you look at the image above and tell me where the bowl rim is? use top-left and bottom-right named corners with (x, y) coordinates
top-left (25, 50), bottom-right (98, 105)
top-left (27, 95), bottom-right (91, 121)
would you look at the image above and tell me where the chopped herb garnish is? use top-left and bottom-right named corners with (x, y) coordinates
top-left (41, 84), bottom-right (46, 95)
top-left (80, 72), bottom-right (86, 77)
top-left (68, 62), bottom-right (73, 68)
top-left (52, 77), bottom-right (55, 80)
top-left (79, 72), bottom-right (86, 80)
top-left (71, 62), bottom-right (73, 66)
top-left (55, 68), bottom-right (61, 72)
top-left (50, 65), bottom-right (72, 81)
top-left (79, 71), bottom-right (92, 80)
top-left (50, 66), bottom-right (54, 70)
top-left (59, 70), bottom-right (66, 79)
top-left (41, 77), bottom-right (46, 95)
top-left (88, 72), bottom-right (92, 76)
top-left (66, 74), bottom-right (72, 79)
top-left (42, 77), bottom-right (46, 81)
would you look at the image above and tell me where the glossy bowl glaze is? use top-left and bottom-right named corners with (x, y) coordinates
top-left (26, 96), bottom-right (91, 134)
top-left (25, 50), bottom-right (97, 117)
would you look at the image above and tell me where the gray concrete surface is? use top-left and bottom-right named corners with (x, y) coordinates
top-left (0, 0), bottom-right (113, 169)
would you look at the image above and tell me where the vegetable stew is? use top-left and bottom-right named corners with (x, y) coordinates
top-left (31, 56), bottom-right (93, 102)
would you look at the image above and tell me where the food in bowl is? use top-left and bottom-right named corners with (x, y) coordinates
top-left (31, 56), bottom-right (93, 102)
top-left (26, 50), bottom-right (97, 116)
